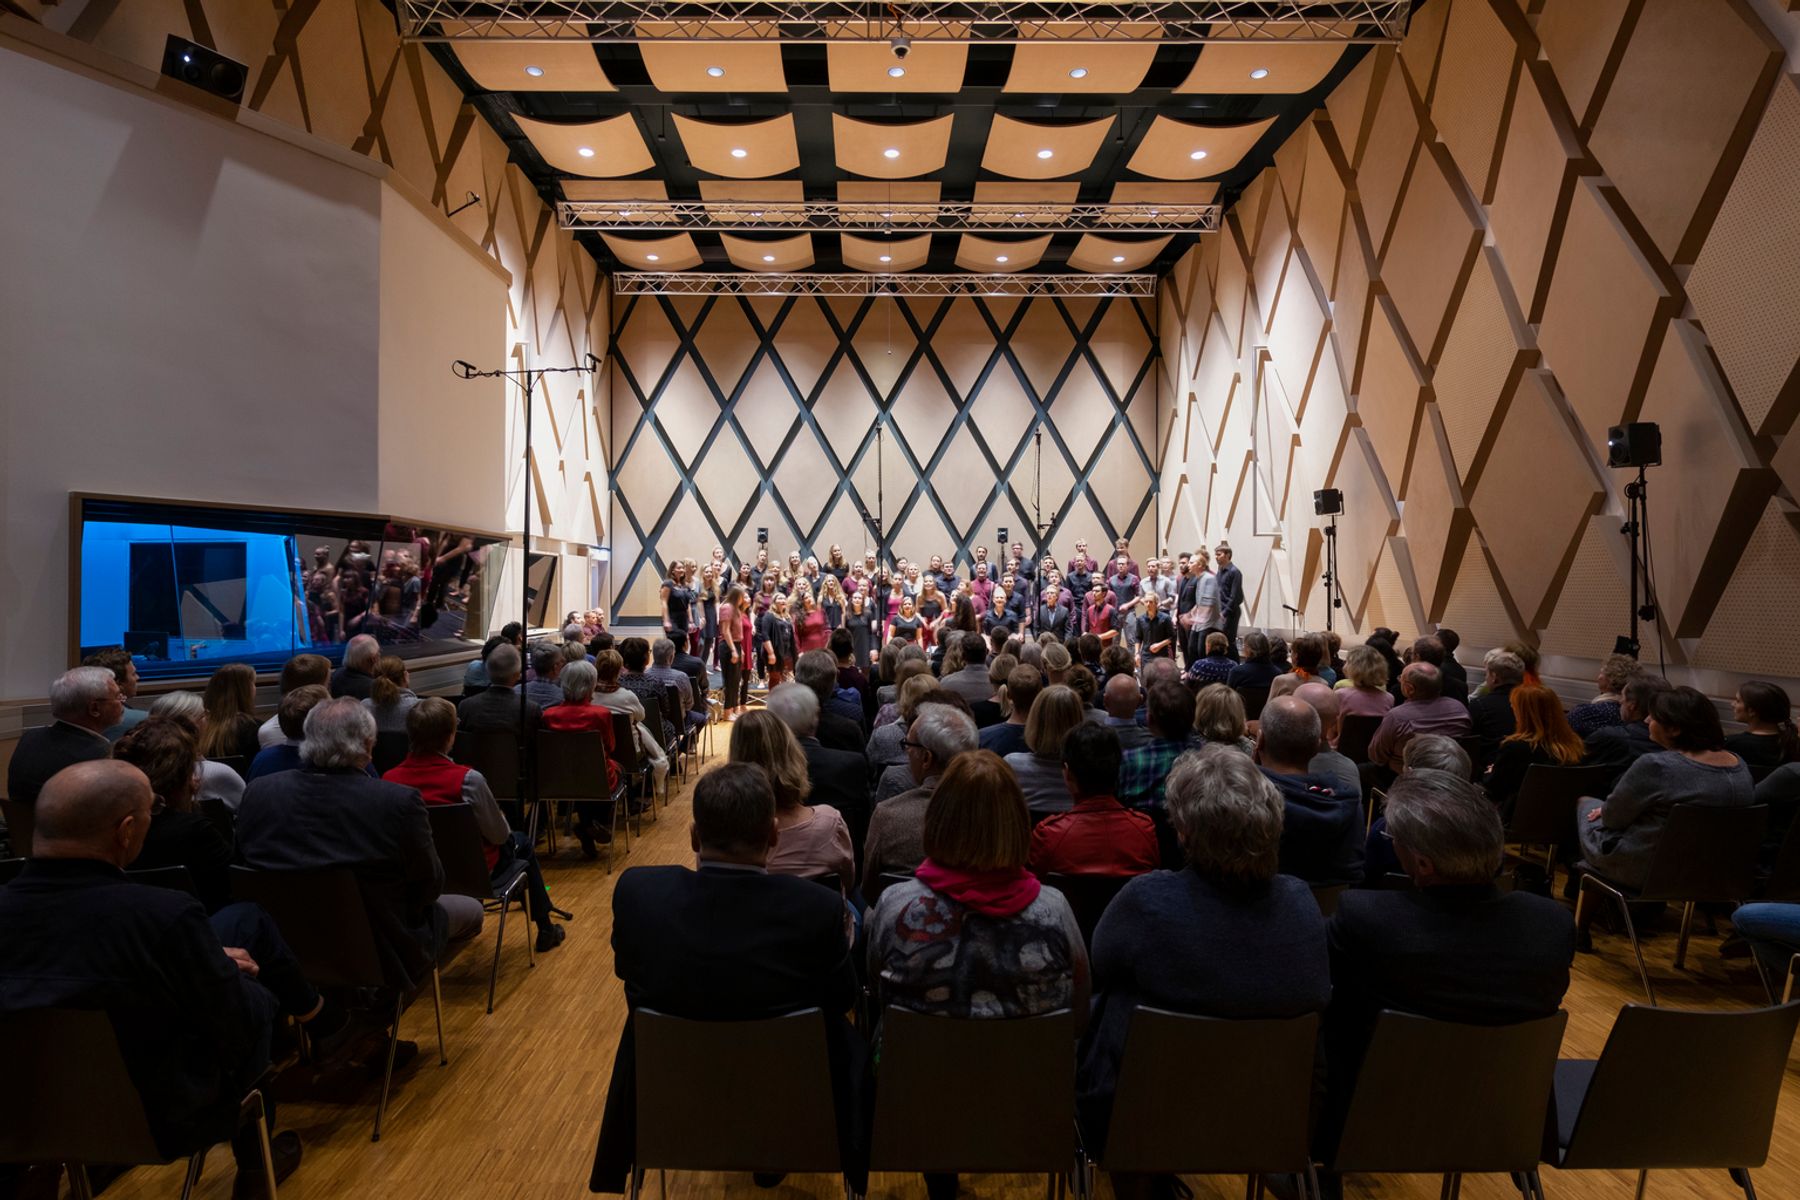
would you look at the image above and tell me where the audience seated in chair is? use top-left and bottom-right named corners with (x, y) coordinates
top-left (1294, 682), bottom-right (1360, 805)
top-left (112, 718), bottom-right (234, 913)
top-left (363, 655), bottom-right (421, 736)
top-left (1193, 683), bottom-right (1256, 757)
top-left (257, 653), bottom-right (331, 749)
top-left (329, 634), bottom-right (381, 701)
top-left (590, 763), bottom-right (864, 1195)
top-left (1116, 681), bottom-right (1200, 812)
top-left (978, 666), bottom-right (1040, 758)
top-left (1334, 645), bottom-right (1394, 721)
top-left (524, 643), bottom-right (566, 711)
top-left (6, 666), bottom-right (119, 809)
top-left (1582, 673), bottom-right (1671, 773)
top-left (1029, 723), bottom-right (1158, 878)
top-left (863, 704), bottom-right (979, 905)
top-left (734, 705), bottom-right (855, 892)
top-left (1256, 697), bottom-right (1363, 886)
top-left (457, 643), bottom-right (542, 738)
top-left (648, 638), bottom-right (706, 731)
top-left (247, 685), bottom-right (336, 782)
top-left (795, 650), bottom-right (865, 756)
top-left (83, 646), bottom-right (149, 743)
top-left (384, 698), bottom-right (566, 951)
top-left (148, 689), bottom-right (249, 811)
top-left (1226, 631), bottom-right (1282, 692)
top-left (940, 631), bottom-right (998, 704)
top-left (1361, 735), bottom-right (1471, 885)
top-left (0, 761), bottom-right (353, 1196)
top-left (1727, 681), bottom-right (1800, 770)
top-left (538, 659), bottom-right (624, 856)
top-left (1566, 654), bottom-right (1640, 739)
top-left (1466, 649), bottom-right (1525, 763)
top-left (1366, 662), bottom-right (1471, 775)
top-left (588, 650), bottom-right (670, 790)
top-left (1484, 685), bottom-right (1585, 820)
top-left (1102, 674), bottom-right (1152, 751)
top-left (1005, 684), bottom-right (1089, 815)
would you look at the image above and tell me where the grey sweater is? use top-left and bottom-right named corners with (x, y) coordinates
top-left (1578, 750), bottom-right (1754, 887)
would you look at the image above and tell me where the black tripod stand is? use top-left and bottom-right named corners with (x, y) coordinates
top-left (1321, 516), bottom-right (1342, 633)
top-left (1618, 466), bottom-right (1657, 659)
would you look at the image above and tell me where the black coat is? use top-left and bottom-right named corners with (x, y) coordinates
top-left (457, 685), bottom-right (543, 737)
top-left (591, 863), bottom-right (863, 1192)
top-left (817, 709), bottom-right (866, 757)
top-left (134, 809), bottom-right (235, 914)
top-left (6, 720), bottom-right (111, 808)
top-left (802, 736), bottom-right (873, 857)
top-left (1467, 684), bottom-right (1517, 764)
top-left (328, 666), bottom-right (375, 700)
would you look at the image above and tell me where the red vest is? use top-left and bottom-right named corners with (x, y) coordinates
top-left (384, 754), bottom-right (495, 868)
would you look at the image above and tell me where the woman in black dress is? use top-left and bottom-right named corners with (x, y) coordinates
top-left (761, 592), bottom-right (798, 686)
top-left (888, 594), bottom-right (924, 646)
top-left (698, 563), bottom-right (721, 667)
top-left (846, 590), bottom-right (881, 668)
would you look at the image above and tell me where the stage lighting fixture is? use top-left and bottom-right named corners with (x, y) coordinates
top-left (1607, 422), bottom-right (1661, 469)
top-left (1313, 488), bottom-right (1344, 516)
top-left (161, 35), bottom-right (247, 103)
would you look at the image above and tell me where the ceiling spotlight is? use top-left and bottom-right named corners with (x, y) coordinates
top-left (1036, 149), bottom-right (1054, 160)
top-left (730, 147), bottom-right (748, 158)
top-left (1250, 67), bottom-right (1270, 80)
top-left (762, 254), bottom-right (775, 262)
top-left (996, 255), bottom-right (1010, 263)
top-left (577, 146), bottom-right (595, 158)
top-left (879, 254), bottom-right (892, 263)
top-left (706, 65), bottom-right (725, 77)
top-left (751, 210), bottom-right (764, 218)
top-left (646, 254), bottom-right (660, 261)
top-left (620, 210), bottom-right (633, 218)
top-left (524, 65), bottom-right (545, 78)
top-left (1112, 255), bottom-right (1126, 263)
top-left (888, 65), bottom-right (906, 78)
top-left (1069, 67), bottom-right (1089, 79)
top-left (883, 148), bottom-right (900, 159)
top-left (1189, 149), bottom-right (1208, 160)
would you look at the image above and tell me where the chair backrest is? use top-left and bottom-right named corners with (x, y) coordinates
top-left (1749, 762), bottom-right (1777, 784)
top-left (1637, 804), bottom-right (1767, 904)
top-left (1, 799), bottom-right (34, 857)
top-left (371, 731), bottom-right (412, 776)
top-left (0, 857), bottom-right (25, 886)
top-left (198, 796), bottom-right (235, 842)
top-left (0, 1009), bottom-right (167, 1167)
top-left (425, 802), bottom-right (497, 902)
top-left (1558, 1002), bottom-right (1800, 1171)
top-left (213, 754), bottom-right (251, 780)
top-left (1336, 714), bottom-right (1383, 765)
top-left (610, 709), bottom-right (643, 774)
top-left (1332, 1009), bottom-right (1567, 1175)
top-left (1456, 735), bottom-right (1488, 776)
top-left (870, 1007), bottom-right (1076, 1173)
top-left (634, 1008), bottom-right (841, 1173)
top-left (1311, 882), bottom-right (1348, 916)
top-left (452, 728), bottom-right (524, 800)
top-left (1104, 1009), bottom-right (1319, 1175)
top-left (1236, 685), bottom-right (1270, 721)
top-left (683, 665), bottom-right (707, 715)
top-left (125, 865), bottom-right (198, 897)
top-left (658, 683), bottom-right (682, 731)
top-left (536, 729), bottom-right (614, 801)
top-left (228, 865), bottom-right (387, 990)
top-left (1039, 872), bottom-right (1132, 947)
top-left (1506, 764), bottom-right (1619, 846)
top-left (1763, 817), bottom-right (1800, 903)
top-left (799, 871), bottom-right (845, 893)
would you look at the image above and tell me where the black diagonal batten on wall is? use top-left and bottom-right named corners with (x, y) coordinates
top-left (607, 290), bottom-right (1161, 619)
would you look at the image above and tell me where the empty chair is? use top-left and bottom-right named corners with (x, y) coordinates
top-left (537, 728), bottom-right (629, 868)
top-left (658, 684), bottom-right (691, 780)
top-left (1101, 1010), bottom-right (1321, 1199)
top-left (1576, 804), bottom-right (1767, 1003)
top-left (371, 730), bottom-right (411, 776)
top-left (1504, 764), bottom-right (1617, 891)
top-left (1761, 817), bottom-right (1800, 903)
top-left (1038, 872), bottom-right (1131, 948)
top-left (1335, 714), bottom-right (1383, 766)
top-left (869, 1007), bottom-right (1080, 1191)
top-left (1331, 1010), bottom-right (1567, 1199)
top-left (0, 1007), bottom-right (278, 1200)
top-left (1236, 685), bottom-right (1270, 721)
top-left (452, 728), bottom-right (530, 835)
top-left (1545, 1002), bottom-right (1800, 1200)
top-left (427, 802), bottom-right (533, 1014)
top-left (629, 1008), bottom-right (850, 1199)
top-left (229, 866), bottom-right (445, 1141)
top-left (610, 709), bottom-right (657, 824)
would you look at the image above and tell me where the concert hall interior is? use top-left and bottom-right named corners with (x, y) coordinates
top-left (2, 2), bottom-right (1800, 1199)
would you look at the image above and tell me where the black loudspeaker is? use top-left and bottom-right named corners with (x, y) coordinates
top-left (756, 527), bottom-right (768, 544)
top-left (1313, 488), bottom-right (1344, 516)
top-left (997, 527), bottom-right (1009, 544)
top-left (161, 35), bottom-right (247, 103)
top-left (1607, 422), bottom-right (1661, 468)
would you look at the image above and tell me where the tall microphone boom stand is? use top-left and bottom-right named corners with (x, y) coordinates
top-left (452, 354), bottom-right (601, 806)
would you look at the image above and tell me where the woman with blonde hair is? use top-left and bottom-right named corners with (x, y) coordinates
top-left (200, 662), bottom-right (262, 762)
top-left (729, 709), bottom-right (853, 889)
top-left (1335, 644), bottom-right (1395, 719)
top-left (149, 690), bottom-right (249, 808)
top-left (1193, 683), bottom-right (1255, 755)
top-left (1004, 684), bottom-right (1088, 814)
top-left (364, 655), bottom-right (418, 734)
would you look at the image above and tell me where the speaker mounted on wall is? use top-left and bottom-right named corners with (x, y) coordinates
top-left (1606, 422), bottom-right (1662, 469)
top-left (161, 35), bottom-right (247, 104)
top-left (1313, 488), bottom-right (1344, 517)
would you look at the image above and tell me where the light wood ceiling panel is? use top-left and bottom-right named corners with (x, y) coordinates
top-left (451, 42), bottom-right (614, 92)
top-left (982, 115), bottom-right (1115, 180)
top-left (636, 25), bottom-right (787, 93)
top-left (826, 41), bottom-right (968, 92)
top-left (1176, 43), bottom-right (1345, 94)
top-left (955, 234), bottom-right (1054, 272)
top-left (832, 114), bottom-right (954, 179)
top-left (515, 113), bottom-right (653, 177)
top-left (601, 232), bottom-right (703, 269)
top-left (1004, 25), bottom-right (1160, 93)
top-left (836, 180), bottom-right (943, 226)
top-left (842, 233), bottom-right (933, 272)
top-left (697, 179), bottom-right (807, 223)
top-left (672, 113), bottom-right (800, 178)
top-left (720, 233), bottom-right (816, 272)
top-left (1067, 234), bottom-right (1175, 272)
top-left (1127, 115), bottom-right (1277, 180)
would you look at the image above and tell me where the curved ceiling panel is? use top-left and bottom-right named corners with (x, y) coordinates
top-left (1004, 25), bottom-right (1160, 94)
top-left (1176, 43), bottom-right (1347, 94)
top-left (982, 114), bottom-right (1116, 180)
top-left (602, 232), bottom-right (703, 270)
top-left (1127, 115), bottom-right (1278, 180)
top-left (698, 179), bottom-right (807, 224)
top-left (672, 113), bottom-right (800, 178)
top-left (955, 234), bottom-right (1054, 272)
top-left (1067, 233), bottom-right (1174, 272)
top-left (451, 41), bottom-right (614, 93)
top-left (721, 233), bottom-right (816, 272)
top-left (971, 181), bottom-right (1081, 223)
top-left (516, 113), bottom-right (654, 177)
top-left (832, 114), bottom-right (955, 179)
top-left (826, 40), bottom-right (968, 92)
top-left (637, 25), bottom-right (787, 93)
top-left (837, 180), bottom-right (943, 226)
top-left (842, 233), bottom-right (934, 272)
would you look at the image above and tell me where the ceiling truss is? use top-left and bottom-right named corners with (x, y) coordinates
top-left (612, 271), bottom-right (1159, 295)
top-left (398, 1), bottom-right (1411, 43)
top-left (561, 199), bottom-right (1221, 233)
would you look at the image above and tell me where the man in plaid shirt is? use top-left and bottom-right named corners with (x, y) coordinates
top-left (1118, 678), bottom-right (1202, 809)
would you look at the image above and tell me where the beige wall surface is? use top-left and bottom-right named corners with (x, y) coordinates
top-left (1156, 0), bottom-right (1800, 691)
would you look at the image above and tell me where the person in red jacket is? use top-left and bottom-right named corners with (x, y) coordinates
top-left (1029, 722), bottom-right (1160, 877)
top-left (382, 698), bottom-right (567, 952)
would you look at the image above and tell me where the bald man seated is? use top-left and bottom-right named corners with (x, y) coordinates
top-left (0, 761), bottom-right (348, 1195)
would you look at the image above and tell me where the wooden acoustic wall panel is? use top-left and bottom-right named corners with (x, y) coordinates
top-left (1432, 247), bottom-right (1531, 485)
top-left (1427, 0), bottom-right (1518, 204)
top-left (1687, 504), bottom-right (1800, 679)
top-left (1325, 45), bottom-right (1388, 170)
top-left (1294, 123), bottom-right (1348, 296)
top-left (1353, 298), bottom-right (1427, 494)
top-left (1378, 142), bottom-right (1481, 367)
top-left (1534, 0), bottom-right (1633, 132)
top-left (1485, 61), bottom-right (1580, 323)
top-left (1399, 406), bottom-right (1470, 621)
top-left (1352, 51), bottom-right (1423, 257)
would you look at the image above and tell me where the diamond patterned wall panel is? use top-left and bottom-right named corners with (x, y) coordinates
top-left (608, 293), bottom-right (1157, 616)
top-left (1154, 0), bottom-right (1798, 694)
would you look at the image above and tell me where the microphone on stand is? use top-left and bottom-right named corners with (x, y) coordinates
top-left (451, 360), bottom-right (478, 379)
top-left (584, 352), bottom-right (603, 372)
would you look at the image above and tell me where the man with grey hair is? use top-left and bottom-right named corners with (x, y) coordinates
top-left (458, 641), bottom-right (542, 738)
top-left (1255, 696), bottom-right (1362, 884)
top-left (329, 633), bottom-right (381, 700)
top-left (1582, 673), bottom-right (1671, 771)
top-left (1361, 735), bottom-right (1475, 886)
top-left (526, 643), bottom-right (566, 709)
top-left (647, 638), bottom-right (694, 714)
top-left (239, 698), bottom-right (484, 997)
top-left (795, 649), bottom-right (864, 754)
top-left (1226, 629), bottom-right (1281, 691)
top-left (1468, 649), bottom-right (1525, 762)
top-left (1366, 661), bottom-right (1471, 775)
top-left (770, 681), bottom-right (871, 851)
top-left (863, 703), bottom-right (977, 903)
top-left (6, 666), bottom-right (121, 812)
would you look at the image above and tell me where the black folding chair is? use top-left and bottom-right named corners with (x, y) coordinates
top-left (631, 1008), bottom-right (850, 1199)
top-left (126, 864), bottom-right (199, 897)
top-left (1761, 816), bottom-right (1800, 903)
top-left (1335, 714), bottom-right (1382, 766)
top-left (371, 731), bottom-right (411, 776)
top-left (213, 754), bottom-right (251, 781)
top-left (229, 866), bottom-right (445, 1141)
top-left (1236, 685), bottom-right (1270, 721)
top-left (659, 684), bottom-right (693, 782)
top-left (427, 803), bottom-right (533, 1014)
top-left (1331, 1009), bottom-right (1567, 1199)
top-left (1576, 804), bottom-right (1768, 1004)
top-left (610, 710), bottom-right (658, 825)
top-left (452, 728), bottom-right (535, 841)
top-left (1100, 1009), bottom-right (1321, 1198)
top-left (870, 1007), bottom-right (1081, 1194)
top-left (1039, 872), bottom-right (1133, 949)
top-left (0, 1007), bottom-right (278, 1200)
top-left (1545, 1002), bottom-right (1800, 1200)
top-left (1504, 764), bottom-right (1617, 892)
top-left (1, 798), bottom-right (34, 858)
top-left (537, 729), bottom-right (629, 868)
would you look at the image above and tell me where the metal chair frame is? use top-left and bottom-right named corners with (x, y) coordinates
top-left (426, 802), bottom-right (534, 1013)
top-left (537, 728), bottom-right (631, 871)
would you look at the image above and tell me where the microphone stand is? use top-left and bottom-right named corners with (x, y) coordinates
top-left (452, 354), bottom-right (600, 806)
top-left (1322, 515), bottom-right (1341, 634)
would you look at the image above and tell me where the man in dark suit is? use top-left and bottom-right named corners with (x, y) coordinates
top-left (1321, 769), bottom-right (1573, 1165)
top-left (1214, 543), bottom-right (1244, 656)
top-left (795, 650), bottom-right (865, 754)
top-left (236, 698), bottom-right (482, 990)
top-left (1467, 649), bottom-right (1525, 764)
top-left (590, 763), bottom-right (863, 1194)
top-left (766, 682), bottom-right (872, 858)
top-left (456, 642), bottom-right (541, 737)
top-left (1583, 674), bottom-right (1671, 774)
top-left (328, 634), bottom-right (381, 700)
top-left (1434, 627), bottom-right (1470, 704)
top-left (6, 666), bottom-right (120, 813)
top-left (1225, 630), bottom-right (1282, 691)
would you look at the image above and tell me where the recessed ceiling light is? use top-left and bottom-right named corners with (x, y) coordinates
top-left (620, 210), bottom-right (633, 218)
top-left (646, 254), bottom-right (659, 261)
top-left (762, 254), bottom-right (775, 262)
top-left (996, 255), bottom-right (1010, 263)
top-left (751, 210), bottom-right (764, 217)
top-left (706, 65), bottom-right (725, 77)
top-left (577, 146), bottom-right (595, 158)
top-left (1250, 67), bottom-right (1270, 80)
top-left (524, 65), bottom-right (545, 78)
top-left (888, 65), bottom-right (906, 78)
top-left (1036, 149), bottom-right (1054, 160)
top-left (1112, 255), bottom-right (1126, 263)
top-left (879, 254), bottom-right (892, 263)
top-left (1069, 67), bottom-right (1089, 79)
top-left (730, 147), bottom-right (748, 158)
top-left (1190, 149), bottom-right (1208, 160)
top-left (883, 148), bottom-right (900, 159)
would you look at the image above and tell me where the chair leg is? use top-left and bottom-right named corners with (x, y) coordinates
top-left (253, 1096), bottom-right (279, 1200)
top-left (1633, 1170), bottom-right (1648, 1200)
top-left (488, 890), bottom-right (508, 1014)
top-left (371, 991), bottom-right (403, 1141)
top-left (522, 879), bottom-right (536, 970)
top-left (1730, 1167), bottom-right (1757, 1199)
top-left (431, 966), bottom-right (448, 1066)
top-left (68, 1165), bottom-right (95, 1200)
top-left (179, 1149), bottom-right (206, 1200)
top-left (1305, 1165), bottom-right (1323, 1200)
top-left (1614, 891), bottom-right (1656, 1006)
top-left (628, 1167), bottom-right (643, 1200)
top-left (1674, 900), bottom-right (1697, 970)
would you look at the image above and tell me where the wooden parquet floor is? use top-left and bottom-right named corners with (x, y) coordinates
top-left (103, 747), bottom-right (1800, 1200)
